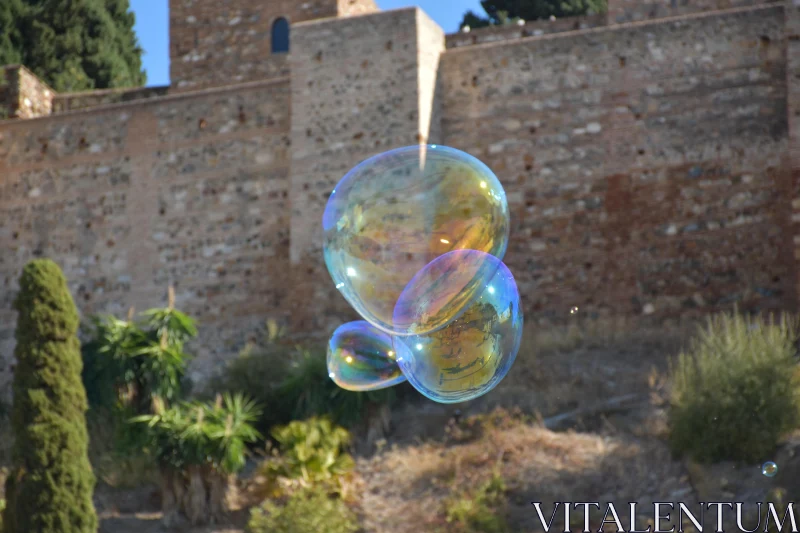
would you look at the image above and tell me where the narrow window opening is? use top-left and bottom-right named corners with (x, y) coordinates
top-left (272, 17), bottom-right (290, 53)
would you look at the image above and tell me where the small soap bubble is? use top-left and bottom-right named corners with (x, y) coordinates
top-left (327, 321), bottom-right (408, 392)
top-left (762, 461), bottom-right (778, 477)
top-left (393, 250), bottom-right (523, 404)
top-left (570, 306), bottom-right (578, 315)
top-left (322, 145), bottom-right (510, 336)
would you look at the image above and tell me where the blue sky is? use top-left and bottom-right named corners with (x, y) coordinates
top-left (130, 0), bottom-right (485, 87)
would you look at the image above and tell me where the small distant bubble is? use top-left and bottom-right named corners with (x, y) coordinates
top-left (762, 461), bottom-right (778, 477)
top-left (570, 306), bottom-right (578, 315)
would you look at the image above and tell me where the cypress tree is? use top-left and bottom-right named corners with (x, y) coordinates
top-left (2, 259), bottom-right (98, 533)
top-left (0, 0), bottom-right (145, 92)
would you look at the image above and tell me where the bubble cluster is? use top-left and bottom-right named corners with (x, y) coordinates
top-left (322, 145), bottom-right (523, 403)
top-left (327, 321), bottom-right (407, 392)
top-left (762, 461), bottom-right (778, 477)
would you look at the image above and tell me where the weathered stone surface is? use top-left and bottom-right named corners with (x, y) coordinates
top-left (0, 1), bottom-right (798, 395)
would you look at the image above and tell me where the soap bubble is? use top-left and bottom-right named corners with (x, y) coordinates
top-left (323, 145), bottom-right (509, 336)
top-left (762, 461), bottom-right (778, 477)
top-left (393, 250), bottom-right (523, 403)
top-left (327, 321), bottom-right (408, 392)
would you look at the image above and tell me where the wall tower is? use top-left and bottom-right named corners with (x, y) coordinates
top-left (168, 0), bottom-right (379, 92)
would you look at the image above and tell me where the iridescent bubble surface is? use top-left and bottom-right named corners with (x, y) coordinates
top-left (322, 145), bottom-right (509, 336)
top-left (762, 461), bottom-right (778, 477)
top-left (327, 320), bottom-right (408, 392)
top-left (393, 250), bottom-right (523, 403)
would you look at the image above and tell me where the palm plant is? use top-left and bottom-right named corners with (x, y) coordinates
top-left (132, 393), bottom-right (262, 526)
top-left (82, 287), bottom-right (196, 415)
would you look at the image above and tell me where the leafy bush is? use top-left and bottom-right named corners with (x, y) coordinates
top-left (247, 485), bottom-right (359, 533)
top-left (217, 343), bottom-right (402, 431)
top-left (669, 312), bottom-right (800, 463)
top-left (445, 473), bottom-right (509, 533)
top-left (82, 289), bottom-right (197, 415)
top-left (257, 417), bottom-right (355, 498)
top-left (133, 393), bottom-right (261, 474)
top-left (132, 393), bottom-right (262, 525)
top-left (3, 259), bottom-right (97, 533)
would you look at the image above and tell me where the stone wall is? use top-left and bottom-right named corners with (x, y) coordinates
top-left (606, 0), bottom-right (776, 23)
top-left (169, 0), bottom-right (370, 91)
top-left (4, 65), bottom-right (54, 119)
top-left (338, 0), bottom-right (379, 17)
top-left (0, 79), bottom-right (292, 396)
top-left (440, 4), bottom-right (792, 324)
top-left (53, 86), bottom-right (170, 114)
top-left (0, 1), bottom-right (797, 394)
top-left (287, 8), bottom-right (445, 335)
top-left (446, 14), bottom-right (607, 48)
top-left (789, 0), bottom-right (800, 286)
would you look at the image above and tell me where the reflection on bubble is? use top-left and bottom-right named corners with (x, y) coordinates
top-left (393, 245), bottom-right (502, 336)
top-left (327, 321), bottom-right (408, 392)
top-left (570, 306), bottom-right (578, 315)
top-left (762, 461), bottom-right (778, 477)
top-left (322, 145), bottom-right (509, 336)
top-left (394, 250), bottom-right (523, 403)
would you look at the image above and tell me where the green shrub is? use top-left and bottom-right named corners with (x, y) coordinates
top-left (81, 289), bottom-right (197, 415)
top-left (257, 417), bottom-right (355, 497)
top-left (217, 343), bottom-right (403, 431)
top-left (669, 311), bottom-right (800, 463)
top-left (247, 485), bottom-right (359, 533)
top-left (3, 259), bottom-right (98, 533)
top-left (445, 473), bottom-right (509, 533)
top-left (133, 392), bottom-right (261, 474)
top-left (133, 393), bottom-right (262, 525)
top-left (212, 341), bottom-right (296, 433)
top-left (278, 349), bottom-right (399, 428)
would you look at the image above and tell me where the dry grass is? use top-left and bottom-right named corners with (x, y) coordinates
top-left (356, 407), bottom-right (691, 533)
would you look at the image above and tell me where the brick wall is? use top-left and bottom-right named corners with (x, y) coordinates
top-left (168, 0), bottom-right (368, 91)
top-left (53, 86), bottom-right (170, 114)
top-left (606, 0), bottom-right (776, 23)
top-left (4, 65), bottom-right (54, 119)
top-left (0, 1), bottom-right (797, 394)
top-left (788, 0), bottom-right (800, 293)
top-left (446, 14), bottom-right (607, 49)
top-left (0, 79), bottom-right (292, 396)
top-left (338, 0), bottom-right (379, 17)
top-left (440, 4), bottom-right (792, 324)
top-left (287, 8), bottom-right (445, 335)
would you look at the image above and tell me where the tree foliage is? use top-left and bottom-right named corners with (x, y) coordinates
top-left (2, 259), bottom-right (98, 533)
top-left (461, 0), bottom-right (607, 29)
top-left (0, 0), bottom-right (146, 92)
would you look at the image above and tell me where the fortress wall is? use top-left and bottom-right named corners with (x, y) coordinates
top-left (789, 0), bottom-right (800, 294)
top-left (607, 0), bottom-right (777, 23)
top-left (0, 79), bottom-right (292, 393)
top-left (446, 14), bottom-right (607, 49)
top-left (338, 0), bottom-right (379, 17)
top-left (287, 8), bottom-right (445, 336)
top-left (440, 5), bottom-right (793, 324)
top-left (4, 65), bottom-right (54, 119)
top-left (168, 0), bottom-right (333, 91)
top-left (52, 86), bottom-right (171, 114)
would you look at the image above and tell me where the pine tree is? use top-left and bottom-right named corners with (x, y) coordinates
top-left (460, 0), bottom-right (607, 29)
top-left (2, 259), bottom-right (98, 533)
top-left (0, 0), bottom-right (145, 92)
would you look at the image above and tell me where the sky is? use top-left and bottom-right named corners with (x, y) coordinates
top-left (129, 0), bottom-right (485, 87)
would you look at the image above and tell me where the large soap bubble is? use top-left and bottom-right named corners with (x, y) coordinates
top-left (393, 250), bottom-right (523, 403)
top-left (322, 145), bottom-right (509, 336)
top-left (327, 320), bottom-right (408, 392)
